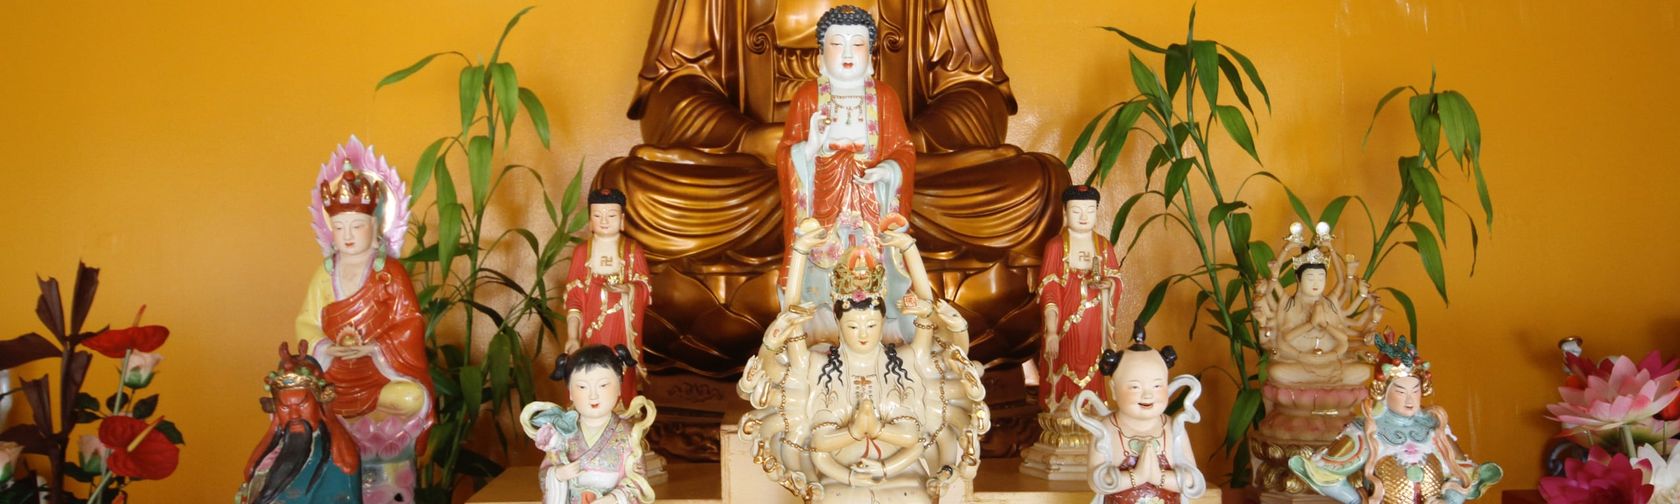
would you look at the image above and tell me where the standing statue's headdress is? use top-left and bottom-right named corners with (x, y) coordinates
top-left (1370, 329), bottom-right (1432, 399)
top-left (310, 135), bottom-right (410, 257)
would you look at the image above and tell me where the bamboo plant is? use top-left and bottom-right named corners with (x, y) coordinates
top-left (374, 6), bottom-right (588, 502)
top-left (1067, 7), bottom-right (1492, 485)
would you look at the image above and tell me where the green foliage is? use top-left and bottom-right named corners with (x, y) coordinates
top-left (1071, 10), bottom-right (1493, 486)
top-left (376, 6), bottom-right (585, 502)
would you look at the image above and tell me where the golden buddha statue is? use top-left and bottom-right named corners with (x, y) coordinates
top-left (596, 0), bottom-right (1070, 379)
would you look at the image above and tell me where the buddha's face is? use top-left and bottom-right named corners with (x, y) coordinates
top-left (590, 203), bottom-right (623, 238)
top-left (1297, 267), bottom-right (1327, 299)
top-left (820, 24), bottom-right (872, 83)
top-left (838, 306), bottom-right (884, 354)
top-left (1110, 350), bottom-right (1169, 420)
top-left (1385, 375), bottom-right (1423, 417)
top-left (1065, 200), bottom-right (1098, 234)
top-left (568, 365), bottom-right (623, 421)
top-left (330, 212), bottom-right (377, 258)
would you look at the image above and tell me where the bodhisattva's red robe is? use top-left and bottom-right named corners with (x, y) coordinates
top-left (1038, 231), bottom-right (1123, 406)
top-left (318, 257), bottom-right (434, 448)
top-left (565, 238), bottom-right (651, 401)
top-left (775, 78), bottom-right (917, 247)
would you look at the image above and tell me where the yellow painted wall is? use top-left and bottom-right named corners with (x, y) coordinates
top-left (2, 1), bottom-right (1676, 501)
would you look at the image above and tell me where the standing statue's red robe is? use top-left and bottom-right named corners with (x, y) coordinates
top-left (1038, 231), bottom-right (1124, 406)
top-left (565, 239), bottom-right (651, 401)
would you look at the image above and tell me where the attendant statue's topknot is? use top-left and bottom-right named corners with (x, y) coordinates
top-left (817, 5), bottom-right (878, 49)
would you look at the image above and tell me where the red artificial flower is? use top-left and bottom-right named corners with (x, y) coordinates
top-left (98, 416), bottom-right (178, 480)
top-left (1539, 446), bottom-right (1653, 504)
top-left (82, 325), bottom-right (169, 359)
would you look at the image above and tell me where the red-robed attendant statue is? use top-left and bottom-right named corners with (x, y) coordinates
top-left (296, 137), bottom-right (433, 504)
top-left (564, 188), bottom-right (652, 401)
top-left (1019, 184), bottom-right (1125, 480)
top-left (1038, 185), bottom-right (1123, 407)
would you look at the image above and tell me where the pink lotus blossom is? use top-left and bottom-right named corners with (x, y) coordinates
top-left (1548, 353), bottom-right (1680, 433)
top-left (1541, 446), bottom-right (1654, 503)
top-left (1636, 443), bottom-right (1680, 504)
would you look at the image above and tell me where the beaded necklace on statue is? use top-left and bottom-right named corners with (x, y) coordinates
top-left (815, 76), bottom-right (879, 158)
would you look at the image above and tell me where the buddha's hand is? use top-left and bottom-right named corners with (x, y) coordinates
top-left (549, 460), bottom-right (582, 483)
top-left (792, 218), bottom-right (829, 253)
top-left (899, 293), bottom-right (934, 319)
top-left (852, 399), bottom-right (882, 438)
top-left (855, 164), bottom-right (893, 186)
top-left (879, 230), bottom-right (915, 253)
top-left (805, 110), bottom-right (831, 158)
top-left (327, 343), bottom-right (374, 359)
top-left (934, 301), bottom-right (967, 333)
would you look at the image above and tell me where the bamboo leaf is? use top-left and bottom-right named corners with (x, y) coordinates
top-left (1100, 27), bottom-right (1167, 53)
top-left (1230, 213), bottom-right (1254, 276)
top-left (459, 65), bottom-right (486, 135)
top-left (1162, 158), bottom-right (1195, 204)
top-left (1136, 276), bottom-right (1174, 327)
top-left (1380, 287), bottom-right (1419, 344)
top-left (434, 158), bottom-right (462, 280)
top-left (1208, 201), bottom-right (1248, 230)
top-left (1129, 52), bottom-right (1172, 117)
top-left (488, 6), bottom-right (537, 65)
top-left (1192, 40), bottom-right (1219, 108)
top-left (1093, 101), bottom-right (1148, 184)
top-left (1144, 145), bottom-right (1172, 186)
top-left (1066, 107), bottom-right (1108, 167)
top-left (1318, 196), bottom-right (1352, 230)
top-left (1214, 105), bottom-right (1260, 162)
top-left (459, 364), bottom-right (484, 417)
top-left (1248, 240), bottom-right (1276, 280)
top-left (1226, 388), bottom-right (1262, 450)
top-left (1164, 44), bottom-right (1188, 100)
top-left (518, 87), bottom-right (553, 149)
top-left (1363, 85), bottom-right (1416, 146)
top-left (1108, 191), bottom-right (1152, 244)
top-left (1217, 55), bottom-right (1253, 115)
top-left (1219, 44), bottom-right (1270, 110)
top-left (1436, 91), bottom-right (1478, 165)
top-left (410, 137), bottom-right (448, 205)
top-left (1187, 290), bottom-right (1211, 341)
top-left (1409, 94), bottom-right (1439, 164)
top-left (376, 52), bottom-right (446, 91)
top-left (468, 136), bottom-right (493, 212)
top-left (491, 63), bottom-right (520, 142)
top-left (1405, 223), bottom-right (1449, 303)
top-left (487, 331), bottom-right (512, 408)
top-left (1473, 162), bottom-right (1494, 231)
top-left (1404, 156), bottom-right (1447, 246)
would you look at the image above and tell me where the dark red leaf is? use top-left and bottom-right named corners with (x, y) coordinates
top-left (35, 276), bottom-right (64, 340)
top-left (0, 424), bottom-right (50, 455)
top-left (69, 263), bottom-right (100, 335)
top-left (0, 333), bottom-right (60, 371)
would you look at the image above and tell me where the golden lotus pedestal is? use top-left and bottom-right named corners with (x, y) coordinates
top-left (1248, 382), bottom-right (1366, 503)
top-left (1018, 409), bottom-right (1091, 481)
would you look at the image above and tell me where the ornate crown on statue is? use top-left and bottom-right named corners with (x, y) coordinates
top-left (1291, 247), bottom-right (1329, 269)
top-left (831, 246), bottom-right (885, 308)
top-left (320, 165), bottom-right (383, 216)
top-left (1370, 329), bottom-right (1432, 398)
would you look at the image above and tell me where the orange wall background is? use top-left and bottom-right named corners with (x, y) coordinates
top-left (3, 1), bottom-right (1677, 502)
